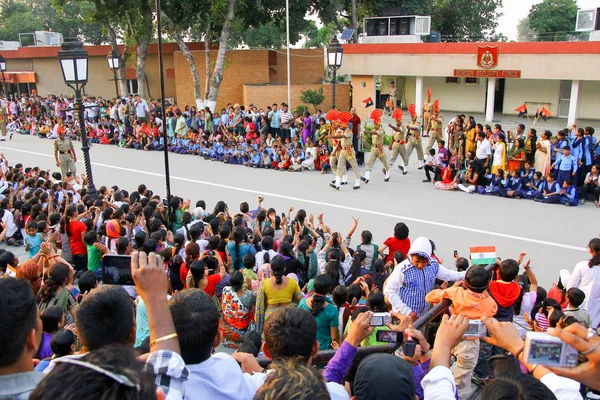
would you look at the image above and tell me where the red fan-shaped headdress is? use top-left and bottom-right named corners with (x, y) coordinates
top-left (408, 104), bottom-right (417, 118)
top-left (426, 88), bottom-right (432, 99)
top-left (391, 108), bottom-right (403, 120)
top-left (325, 109), bottom-right (339, 122)
top-left (338, 111), bottom-right (352, 127)
top-left (433, 100), bottom-right (440, 114)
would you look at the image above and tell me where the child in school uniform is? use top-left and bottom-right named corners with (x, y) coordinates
top-left (534, 172), bottom-right (560, 203)
top-left (521, 171), bottom-right (543, 199)
top-left (425, 266), bottom-right (498, 398)
top-left (552, 146), bottom-right (578, 187)
top-left (519, 161), bottom-right (535, 185)
top-left (499, 170), bottom-right (522, 198)
top-left (477, 168), bottom-right (504, 195)
top-left (248, 149), bottom-right (261, 168)
top-left (558, 179), bottom-right (578, 206)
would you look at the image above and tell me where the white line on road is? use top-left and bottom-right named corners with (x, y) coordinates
top-left (2, 146), bottom-right (587, 253)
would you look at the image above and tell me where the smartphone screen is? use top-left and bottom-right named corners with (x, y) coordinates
top-left (102, 255), bottom-right (135, 286)
top-left (375, 330), bottom-right (399, 343)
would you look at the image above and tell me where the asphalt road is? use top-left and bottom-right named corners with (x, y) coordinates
top-left (1, 134), bottom-right (597, 288)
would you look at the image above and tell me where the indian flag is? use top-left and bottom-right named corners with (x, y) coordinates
top-left (470, 246), bottom-right (496, 265)
top-left (5, 265), bottom-right (17, 277)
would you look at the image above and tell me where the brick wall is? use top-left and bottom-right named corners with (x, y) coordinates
top-left (269, 49), bottom-right (325, 85)
top-left (173, 49), bottom-right (270, 110)
top-left (243, 83), bottom-right (350, 112)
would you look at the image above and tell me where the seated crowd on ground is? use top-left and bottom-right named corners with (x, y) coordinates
top-left (3, 93), bottom-right (599, 205)
top-left (0, 153), bottom-right (599, 400)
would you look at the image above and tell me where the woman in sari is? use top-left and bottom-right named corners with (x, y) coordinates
top-left (508, 138), bottom-right (526, 172)
top-left (255, 255), bottom-right (302, 338)
top-left (491, 133), bottom-right (507, 174)
top-left (535, 130), bottom-right (552, 177)
top-left (219, 271), bottom-right (256, 348)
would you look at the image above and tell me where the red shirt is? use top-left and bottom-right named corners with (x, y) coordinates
top-left (383, 237), bottom-right (411, 263)
top-left (68, 220), bottom-right (87, 255)
top-left (180, 262), bottom-right (190, 289)
top-left (349, 115), bottom-right (361, 135)
top-left (203, 274), bottom-right (222, 297)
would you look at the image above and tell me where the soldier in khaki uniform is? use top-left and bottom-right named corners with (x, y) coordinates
top-left (405, 104), bottom-right (425, 170)
top-left (422, 88), bottom-right (433, 137)
top-left (361, 121), bottom-right (390, 183)
top-left (0, 101), bottom-right (7, 141)
top-left (426, 101), bottom-right (444, 152)
top-left (329, 117), bottom-right (361, 190)
top-left (388, 119), bottom-right (408, 175)
top-left (54, 128), bottom-right (77, 178)
top-left (328, 122), bottom-right (348, 185)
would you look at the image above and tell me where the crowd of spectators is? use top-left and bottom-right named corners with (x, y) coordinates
top-left (0, 151), bottom-right (599, 400)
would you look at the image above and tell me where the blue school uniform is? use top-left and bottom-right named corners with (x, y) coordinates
top-left (535, 181), bottom-right (560, 203)
top-left (519, 167), bottom-right (534, 185)
top-left (477, 174), bottom-right (502, 195)
top-left (555, 155), bottom-right (578, 186)
top-left (249, 154), bottom-right (261, 167)
top-left (499, 177), bottom-right (522, 198)
top-left (521, 178), bottom-right (543, 199)
top-left (559, 185), bottom-right (578, 206)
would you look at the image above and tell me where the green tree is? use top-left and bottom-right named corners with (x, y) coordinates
top-left (517, 17), bottom-right (536, 42)
top-left (0, 1), bottom-right (44, 41)
top-left (528, 0), bottom-right (578, 41)
top-left (429, 0), bottom-right (503, 42)
top-left (300, 88), bottom-right (325, 112)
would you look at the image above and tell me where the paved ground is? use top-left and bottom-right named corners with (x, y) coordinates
top-left (1, 134), bottom-right (598, 289)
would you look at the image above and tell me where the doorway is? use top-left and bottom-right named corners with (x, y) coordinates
top-left (494, 78), bottom-right (505, 113)
top-left (558, 80), bottom-right (571, 118)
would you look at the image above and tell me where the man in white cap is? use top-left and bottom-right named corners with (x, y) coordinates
top-left (383, 237), bottom-right (466, 321)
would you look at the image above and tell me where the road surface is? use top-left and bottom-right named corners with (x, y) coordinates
top-left (1, 134), bottom-right (596, 288)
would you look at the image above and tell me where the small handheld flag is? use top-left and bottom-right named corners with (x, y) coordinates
top-left (514, 103), bottom-right (527, 118)
top-left (5, 265), bottom-right (17, 277)
top-left (470, 246), bottom-right (497, 265)
top-left (385, 98), bottom-right (393, 109)
top-left (362, 97), bottom-right (374, 108)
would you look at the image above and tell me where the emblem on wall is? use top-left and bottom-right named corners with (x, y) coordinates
top-left (477, 46), bottom-right (499, 69)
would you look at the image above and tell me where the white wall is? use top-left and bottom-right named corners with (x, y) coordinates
top-left (503, 79), bottom-right (560, 116)
top-left (579, 80), bottom-right (600, 120)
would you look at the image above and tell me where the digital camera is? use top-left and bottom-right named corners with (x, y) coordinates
top-left (523, 332), bottom-right (578, 368)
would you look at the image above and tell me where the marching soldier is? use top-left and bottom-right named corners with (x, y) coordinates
top-left (329, 113), bottom-right (361, 190)
top-left (328, 119), bottom-right (349, 186)
top-left (422, 88), bottom-right (433, 137)
top-left (426, 100), bottom-right (443, 152)
top-left (388, 115), bottom-right (408, 175)
top-left (361, 120), bottom-right (390, 183)
top-left (405, 104), bottom-right (425, 170)
top-left (54, 125), bottom-right (77, 179)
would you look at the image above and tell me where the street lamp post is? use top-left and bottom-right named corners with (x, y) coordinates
top-left (107, 50), bottom-right (120, 99)
top-left (327, 37), bottom-right (343, 110)
top-left (58, 38), bottom-right (97, 199)
top-left (0, 54), bottom-right (7, 98)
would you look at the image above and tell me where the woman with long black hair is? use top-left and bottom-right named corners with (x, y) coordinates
top-left (37, 263), bottom-right (77, 323)
top-left (317, 232), bottom-right (352, 286)
top-left (226, 225), bottom-right (256, 271)
top-left (299, 274), bottom-right (340, 350)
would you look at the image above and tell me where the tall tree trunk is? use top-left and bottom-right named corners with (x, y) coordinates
top-left (104, 22), bottom-right (129, 97)
top-left (206, 0), bottom-right (236, 111)
top-left (136, 38), bottom-right (149, 99)
top-left (162, 13), bottom-right (203, 108)
top-left (204, 19), bottom-right (212, 102)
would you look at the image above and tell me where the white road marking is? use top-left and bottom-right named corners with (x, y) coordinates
top-left (1, 146), bottom-right (587, 252)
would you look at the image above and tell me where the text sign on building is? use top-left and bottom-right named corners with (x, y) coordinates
top-left (454, 69), bottom-right (521, 79)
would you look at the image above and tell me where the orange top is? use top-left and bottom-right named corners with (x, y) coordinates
top-left (425, 286), bottom-right (498, 320)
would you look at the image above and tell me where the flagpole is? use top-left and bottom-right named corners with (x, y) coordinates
top-left (525, 101), bottom-right (530, 125)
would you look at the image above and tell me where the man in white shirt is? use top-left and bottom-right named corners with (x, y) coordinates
top-left (169, 289), bottom-right (256, 400)
top-left (135, 95), bottom-right (150, 123)
top-left (383, 236), bottom-right (465, 320)
top-left (475, 130), bottom-right (492, 171)
top-left (279, 103), bottom-right (293, 141)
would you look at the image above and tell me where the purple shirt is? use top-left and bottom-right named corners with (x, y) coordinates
top-left (38, 333), bottom-right (53, 360)
top-left (322, 341), bottom-right (357, 384)
top-left (438, 148), bottom-right (449, 167)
